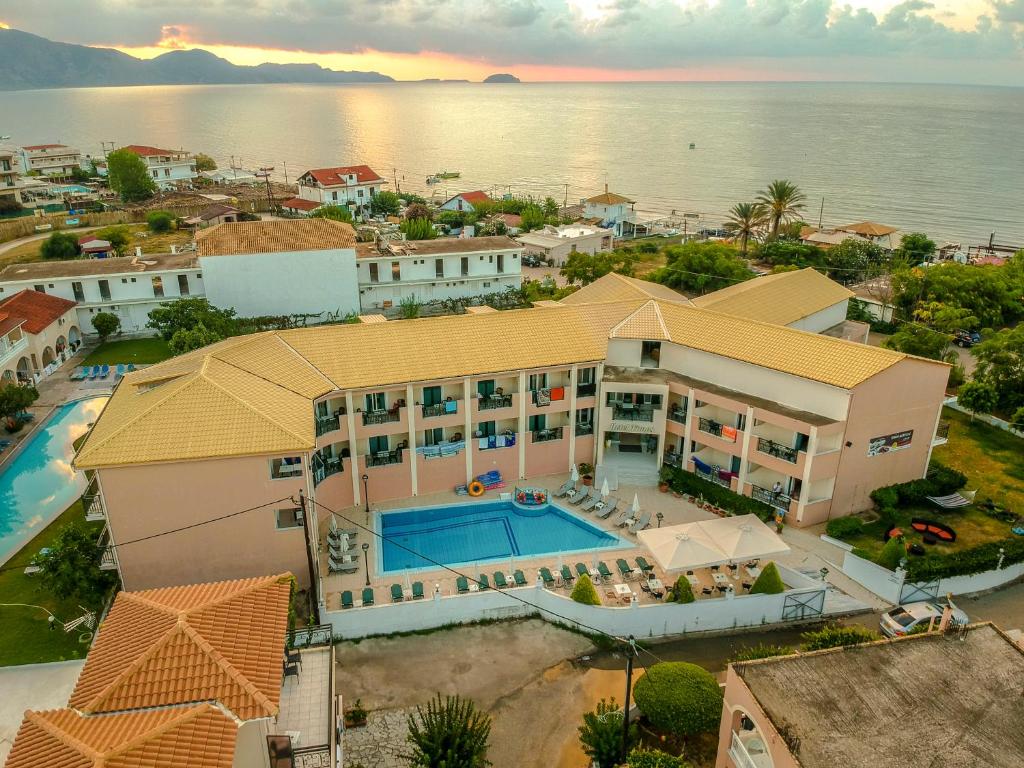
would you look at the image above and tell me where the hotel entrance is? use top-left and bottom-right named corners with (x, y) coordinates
top-left (600, 430), bottom-right (661, 485)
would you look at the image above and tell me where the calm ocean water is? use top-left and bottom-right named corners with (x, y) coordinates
top-left (4, 82), bottom-right (1022, 245)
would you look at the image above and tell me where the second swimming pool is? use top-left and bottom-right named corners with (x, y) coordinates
top-left (378, 500), bottom-right (623, 573)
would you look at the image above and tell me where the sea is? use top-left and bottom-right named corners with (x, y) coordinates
top-left (4, 82), bottom-right (1022, 246)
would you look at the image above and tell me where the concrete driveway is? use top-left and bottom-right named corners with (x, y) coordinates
top-left (0, 659), bottom-right (85, 764)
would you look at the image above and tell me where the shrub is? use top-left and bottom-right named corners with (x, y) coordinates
top-left (0, 196), bottom-right (24, 214)
top-left (406, 694), bottom-right (491, 768)
top-left (570, 573), bottom-right (601, 605)
top-left (748, 562), bottom-right (785, 595)
top-left (870, 461), bottom-right (967, 514)
top-left (401, 217), bottom-right (436, 240)
top-left (93, 225), bottom-right (132, 256)
top-left (311, 204), bottom-right (353, 223)
top-left (146, 210), bottom-right (175, 233)
top-left (825, 516), bottom-right (864, 539)
top-left (632, 662), bottom-right (723, 738)
top-left (663, 465), bottom-right (774, 521)
top-left (91, 311), bottom-right (121, 343)
top-left (31, 522), bottom-right (118, 605)
top-left (800, 624), bottom-right (880, 651)
top-left (730, 644), bottom-right (794, 663)
top-left (579, 698), bottom-right (634, 768)
top-left (876, 535), bottom-right (906, 571)
top-left (905, 537), bottom-right (1024, 581)
top-left (40, 231), bottom-right (81, 260)
top-left (627, 748), bottom-right (692, 768)
top-left (671, 575), bottom-right (695, 604)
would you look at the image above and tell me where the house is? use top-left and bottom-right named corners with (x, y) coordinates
top-left (516, 223), bottom-right (614, 266)
top-left (17, 144), bottom-right (82, 176)
top-left (715, 622), bottom-right (1024, 768)
top-left (495, 212), bottom-right (523, 235)
top-left (74, 268), bottom-right (948, 593)
top-left (287, 164), bottom-right (386, 217)
top-left (439, 191), bottom-right (492, 213)
top-left (583, 186), bottom-right (636, 236)
top-left (0, 289), bottom-right (80, 383)
top-left (201, 167), bottom-right (259, 185)
top-left (837, 220), bottom-right (899, 249)
top-left (850, 275), bottom-right (896, 322)
top-left (5, 573), bottom-right (339, 768)
top-left (0, 146), bottom-right (21, 206)
top-left (99, 145), bottom-right (198, 190)
top-left (77, 236), bottom-right (114, 257)
top-left (182, 203), bottom-right (241, 227)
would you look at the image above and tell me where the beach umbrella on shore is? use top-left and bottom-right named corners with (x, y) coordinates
top-left (600, 477), bottom-right (610, 498)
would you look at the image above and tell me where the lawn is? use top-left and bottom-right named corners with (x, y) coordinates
top-left (0, 223), bottom-right (193, 270)
top-left (80, 337), bottom-right (173, 366)
top-left (0, 499), bottom-right (107, 666)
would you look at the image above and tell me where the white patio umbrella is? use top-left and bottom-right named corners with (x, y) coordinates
top-left (637, 523), bottom-right (727, 571)
top-left (600, 477), bottom-right (610, 498)
top-left (631, 493), bottom-right (640, 515)
top-left (704, 514), bottom-right (791, 562)
top-left (570, 464), bottom-right (580, 485)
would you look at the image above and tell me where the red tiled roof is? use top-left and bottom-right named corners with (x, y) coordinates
top-left (23, 144), bottom-right (69, 151)
top-left (0, 310), bottom-right (26, 337)
top-left (120, 145), bottom-right (180, 157)
top-left (0, 289), bottom-right (77, 334)
top-left (497, 213), bottom-right (522, 226)
top-left (281, 196), bottom-right (321, 212)
top-left (301, 165), bottom-right (384, 187)
top-left (458, 191), bottom-right (491, 204)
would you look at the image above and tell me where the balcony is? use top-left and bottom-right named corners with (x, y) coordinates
top-left (663, 451), bottom-right (682, 468)
top-left (273, 635), bottom-right (335, 768)
top-left (362, 409), bottom-right (400, 426)
top-left (0, 335), bottom-right (28, 366)
top-left (933, 421), bottom-right (950, 445)
top-left (312, 456), bottom-right (343, 487)
top-left (729, 730), bottom-right (773, 768)
top-left (366, 449), bottom-right (403, 468)
top-left (575, 422), bottom-right (594, 437)
top-left (479, 393), bottom-right (513, 411)
top-left (756, 437), bottom-right (798, 464)
top-left (751, 484), bottom-right (792, 510)
top-left (612, 404), bottom-right (655, 422)
top-left (422, 401), bottom-right (458, 418)
top-left (576, 382), bottom-right (596, 397)
top-left (694, 463), bottom-right (731, 488)
top-left (667, 407), bottom-right (686, 424)
top-left (84, 493), bottom-right (105, 522)
top-left (698, 417), bottom-right (738, 442)
top-left (532, 426), bottom-right (564, 443)
top-left (315, 415), bottom-right (341, 437)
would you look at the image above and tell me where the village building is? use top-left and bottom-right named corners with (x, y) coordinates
top-left (16, 143), bottom-right (82, 176)
top-left (77, 235), bottom-right (114, 258)
top-left (283, 164), bottom-right (386, 216)
top-left (0, 289), bottom-right (80, 383)
top-left (0, 146), bottom-right (22, 206)
top-left (439, 190), bottom-right (492, 213)
top-left (182, 203), bottom-right (241, 228)
top-left (583, 187), bottom-right (637, 236)
top-left (516, 223), bottom-right (614, 266)
top-left (96, 145), bottom-right (198, 190)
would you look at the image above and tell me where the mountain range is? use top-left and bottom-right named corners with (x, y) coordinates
top-left (0, 28), bottom-right (394, 90)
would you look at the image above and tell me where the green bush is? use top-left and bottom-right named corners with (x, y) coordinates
top-left (663, 466), bottom-right (774, 521)
top-left (40, 231), bottom-right (81, 260)
top-left (579, 698), bottom-right (635, 768)
top-left (825, 516), bottom-right (864, 539)
top-left (800, 624), bottom-right (881, 651)
top-left (748, 562), bottom-right (784, 595)
top-left (905, 537), bottom-right (1024, 581)
top-left (730, 644), bottom-right (794, 663)
top-left (146, 210), bottom-right (175, 233)
top-left (870, 461), bottom-right (967, 513)
top-left (672, 575), bottom-right (695, 604)
top-left (632, 662), bottom-right (723, 738)
top-left (570, 573), bottom-right (601, 605)
top-left (877, 535), bottom-right (906, 571)
top-left (627, 748), bottom-right (692, 768)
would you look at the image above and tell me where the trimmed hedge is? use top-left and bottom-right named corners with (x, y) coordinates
top-left (570, 573), bottom-right (601, 605)
top-left (632, 662), bottom-right (723, 738)
top-left (905, 537), bottom-right (1024, 581)
top-left (749, 561), bottom-right (785, 594)
top-left (825, 516), bottom-right (864, 539)
top-left (669, 575), bottom-right (695, 604)
top-left (800, 624), bottom-right (880, 651)
top-left (664, 466), bottom-right (774, 522)
top-left (869, 460), bottom-right (967, 512)
top-left (628, 748), bottom-right (692, 768)
top-left (877, 535), bottom-right (906, 571)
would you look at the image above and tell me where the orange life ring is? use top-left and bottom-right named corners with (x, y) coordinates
top-left (468, 481), bottom-right (485, 497)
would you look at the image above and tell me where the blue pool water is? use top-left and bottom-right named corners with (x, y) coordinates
top-left (50, 184), bottom-right (92, 194)
top-left (0, 397), bottom-right (108, 565)
top-left (379, 500), bottom-right (622, 573)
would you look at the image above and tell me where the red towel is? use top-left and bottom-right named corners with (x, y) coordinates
top-left (550, 387), bottom-right (565, 401)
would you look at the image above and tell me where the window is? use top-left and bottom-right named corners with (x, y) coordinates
top-left (528, 373), bottom-right (548, 391)
top-left (435, 259), bottom-right (444, 278)
top-left (369, 263), bottom-right (379, 283)
top-left (357, 189), bottom-right (364, 198)
top-left (424, 427), bottom-right (443, 446)
top-left (578, 367), bottom-right (595, 385)
top-left (98, 280), bottom-right (111, 301)
top-left (72, 281), bottom-right (85, 301)
top-left (483, 282), bottom-right (491, 288)
top-left (528, 414), bottom-right (546, 431)
top-left (497, 254), bottom-right (504, 273)
top-left (368, 435), bottom-right (389, 454)
top-left (152, 170), bottom-right (159, 179)
top-left (364, 392), bottom-right (386, 412)
top-left (477, 379), bottom-right (495, 397)
top-left (641, 340), bottom-right (661, 367)
top-left (121, 278), bottom-right (128, 284)
top-left (460, 257), bottom-right (469, 277)
top-left (270, 456), bottom-right (303, 480)
top-left (33, 284), bottom-right (45, 294)
top-left (275, 507), bottom-right (304, 529)
top-left (391, 261), bottom-right (401, 281)
top-left (131, 278), bottom-right (136, 282)
top-left (576, 407), bottom-right (594, 425)
top-left (477, 420), bottom-right (496, 437)
top-left (332, 191), bottom-right (338, 201)
top-left (422, 386), bottom-right (443, 406)
top-left (177, 274), bottom-right (189, 295)
top-left (163, 168), bottom-right (170, 177)
top-left (151, 276), bottom-right (164, 297)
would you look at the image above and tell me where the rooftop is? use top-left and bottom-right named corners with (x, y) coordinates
top-left (838, 220), bottom-right (899, 237)
top-left (690, 268), bottom-right (854, 326)
top-left (196, 218), bottom-right (356, 257)
top-left (0, 289), bottom-right (77, 333)
top-left (734, 624), bottom-right (1024, 768)
top-left (120, 144), bottom-right (188, 157)
top-left (301, 165), bottom-right (384, 187)
top-left (0, 252), bottom-right (198, 280)
top-left (22, 144), bottom-right (72, 151)
top-left (444, 190), bottom-right (491, 205)
top-left (586, 191), bottom-right (634, 205)
top-left (356, 235), bottom-right (519, 258)
top-left (517, 223), bottom-right (612, 244)
top-left (281, 196), bottom-right (321, 212)
top-left (559, 272), bottom-right (691, 306)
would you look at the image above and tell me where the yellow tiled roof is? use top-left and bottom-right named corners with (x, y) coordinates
top-left (69, 574), bottom-right (292, 720)
top-left (560, 273), bottom-right (691, 307)
top-left (611, 300), bottom-right (669, 340)
top-left (586, 191), bottom-right (634, 205)
top-left (691, 268), bottom-right (854, 326)
top-left (6, 705), bottom-right (239, 768)
top-left (196, 218), bottom-right (356, 257)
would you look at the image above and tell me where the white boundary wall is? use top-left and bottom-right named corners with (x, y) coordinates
top-left (323, 567), bottom-right (826, 640)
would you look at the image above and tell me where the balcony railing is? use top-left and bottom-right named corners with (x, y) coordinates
top-left (575, 422), bottom-right (594, 437)
top-left (479, 393), bottom-right (513, 411)
top-left (84, 494), bottom-right (106, 522)
top-left (366, 450), bottom-right (403, 468)
top-left (612, 404), bottom-right (655, 422)
top-left (667, 407), bottom-right (686, 424)
top-left (362, 409), bottom-right (400, 426)
top-left (663, 451), bottom-right (682, 468)
top-left (729, 731), bottom-right (765, 768)
top-left (312, 456), bottom-right (343, 486)
top-left (694, 464), bottom-right (730, 488)
top-left (422, 401), bottom-right (458, 418)
top-left (0, 335), bottom-right (28, 365)
top-left (576, 382), bottom-right (596, 397)
top-left (698, 417), bottom-right (738, 441)
top-left (934, 421), bottom-right (950, 442)
top-left (532, 426), bottom-right (564, 443)
top-left (756, 437), bottom-right (799, 464)
top-left (751, 485), bottom-right (792, 510)
top-left (315, 414), bottom-right (341, 436)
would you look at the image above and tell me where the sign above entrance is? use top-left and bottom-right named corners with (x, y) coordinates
top-left (609, 420), bottom-right (657, 435)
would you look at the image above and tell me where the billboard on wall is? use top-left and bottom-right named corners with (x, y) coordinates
top-left (867, 430), bottom-right (913, 457)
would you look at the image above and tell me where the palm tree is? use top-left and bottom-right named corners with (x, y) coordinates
top-left (757, 179), bottom-right (806, 239)
top-left (724, 202), bottom-right (767, 257)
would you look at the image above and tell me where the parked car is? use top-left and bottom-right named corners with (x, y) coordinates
top-left (522, 253), bottom-right (544, 267)
top-left (879, 600), bottom-right (968, 638)
top-left (954, 329), bottom-right (981, 347)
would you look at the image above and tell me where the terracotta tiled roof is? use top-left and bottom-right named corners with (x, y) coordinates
top-left (691, 268), bottom-right (854, 326)
top-left (120, 145), bottom-right (182, 157)
top-left (560, 273), bottom-right (690, 306)
top-left (0, 310), bottom-right (25, 336)
top-left (196, 219), bottom-right (356, 257)
top-left (6, 704), bottom-right (239, 768)
top-left (68, 574), bottom-right (292, 720)
top-left (0, 289), bottom-right (77, 333)
top-left (586, 191), bottom-right (634, 205)
top-left (301, 165), bottom-right (383, 186)
top-left (445, 191), bottom-right (490, 206)
top-left (22, 144), bottom-right (69, 151)
top-left (281, 196), bottom-right (321, 212)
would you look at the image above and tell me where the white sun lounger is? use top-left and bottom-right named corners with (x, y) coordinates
top-left (628, 510), bottom-right (652, 533)
top-left (926, 491), bottom-right (976, 509)
top-left (594, 497), bottom-right (620, 519)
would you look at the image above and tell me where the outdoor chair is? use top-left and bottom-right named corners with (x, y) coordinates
top-left (575, 562), bottom-right (589, 579)
top-left (580, 489), bottom-right (602, 512)
top-left (341, 590), bottom-right (354, 609)
top-left (702, 587), bottom-right (713, 596)
top-left (539, 567), bottom-right (556, 587)
top-left (412, 581), bottom-right (424, 599)
top-left (553, 480), bottom-right (575, 498)
top-left (560, 565), bottom-right (575, 586)
top-left (635, 557), bottom-right (653, 573)
top-left (285, 648), bottom-right (301, 667)
top-left (282, 661), bottom-right (299, 681)
top-left (100, 364), bottom-right (110, 379)
top-left (362, 587), bottom-right (374, 606)
top-left (126, 363), bottom-right (136, 372)
top-left (567, 486), bottom-right (589, 504)
top-left (115, 364), bottom-right (126, 378)
top-left (513, 569), bottom-right (527, 586)
top-left (597, 561), bottom-right (613, 580)
top-left (89, 365), bottom-right (100, 379)
top-left (493, 571), bottom-right (509, 588)
top-left (628, 510), bottom-right (652, 533)
top-left (478, 574), bottom-right (490, 590)
top-left (457, 576), bottom-right (470, 593)
top-left (390, 584), bottom-right (404, 602)
top-left (595, 497), bottom-right (619, 519)
top-left (616, 559), bottom-right (633, 579)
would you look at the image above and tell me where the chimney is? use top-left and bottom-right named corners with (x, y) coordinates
top-left (134, 246), bottom-right (142, 258)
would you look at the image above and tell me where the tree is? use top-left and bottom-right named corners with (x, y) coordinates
top-left (370, 190), bottom-right (402, 217)
top-left (890, 262), bottom-right (1022, 330)
top-left (543, 196), bottom-right (560, 217)
top-left (146, 210), bottom-right (175, 233)
top-left (756, 240), bottom-right (826, 270)
top-left (94, 225), bottom-right (132, 256)
top-left (0, 383), bottom-right (39, 430)
top-left (168, 323), bottom-right (223, 355)
top-left (31, 522), bottom-right (118, 605)
top-left (519, 203), bottom-right (546, 232)
top-left (401, 218), bottom-right (436, 240)
top-left (194, 152), bottom-right (217, 171)
top-left (893, 232), bottom-right (936, 264)
top-left (756, 179), bottom-right (805, 239)
top-left (912, 301), bottom-right (978, 333)
top-left (40, 231), bottom-right (80, 260)
top-left (406, 203), bottom-right (433, 222)
top-left (148, 297), bottom-right (238, 341)
top-left (406, 694), bottom-right (491, 768)
top-left (748, 561), bottom-right (785, 594)
top-left (627, 748), bottom-right (692, 768)
top-left (632, 662), bottom-right (723, 739)
top-left (560, 250), bottom-right (637, 285)
top-left (800, 624), bottom-right (881, 651)
top-left (91, 312), bottom-right (121, 343)
top-left (724, 202), bottom-right (766, 257)
top-left (824, 238), bottom-right (884, 284)
top-left (972, 325), bottom-right (1024, 414)
top-left (1010, 406), bottom-right (1024, 430)
top-left (310, 205), bottom-right (353, 223)
top-left (956, 380), bottom-right (997, 421)
top-left (877, 534), bottom-right (906, 571)
top-left (669, 574), bottom-right (695, 603)
top-left (651, 241), bottom-right (752, 294)
top-left (105, 148), bottom-right (157, 202)
top-left (399, 191), bottom-right (427, 205)
top-left (884, 324), bottom-right (954, 362)
top-left (570, 573), bottom-right (601, 605)
top-left (578, 698), bottom-right (634, 768)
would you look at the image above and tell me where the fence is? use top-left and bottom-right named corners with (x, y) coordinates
top-left (944, 396), bottom-right (1024, 438)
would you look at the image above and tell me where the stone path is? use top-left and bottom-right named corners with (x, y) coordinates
top-left (342, 708), bottom-right (414, 768)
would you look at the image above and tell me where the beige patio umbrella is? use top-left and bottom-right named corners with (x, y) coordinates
top-left (704, 514), bottom-right (790, 562)
top-left (600, 477), bottom-right (610, 498)
top-left (570, 464), bottom-right (580, 485)
top-left (637, 523), bottom-right (728, 572)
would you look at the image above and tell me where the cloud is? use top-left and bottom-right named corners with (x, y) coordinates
top-left (478, 0), bottom-right (544, 27)
top-left (992, 0), bottom-right (1024, 22)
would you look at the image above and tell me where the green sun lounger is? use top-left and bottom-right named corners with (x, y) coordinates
top-left (635, 556), bottom-right (653, 573)
top-left (539, 567), bottom-right (555, 587)
top-left (560, 564), bottom-right (575, 585)
top-left (575, 562), bottom-right (589, 578)
top-left (616, 558), bottom-right (633, 578)
top-left (362, 587), bottom-right (374, 606)
top-left (513, 569), bottom-right (527, 586)
top-left (597, 561), bottom-right (613, 579)
top-left (412, 581), bottom-right (424, 599)
top-left (478, 574), bottom-right (490, 590)
top-left (341, 590), bottom-right (354, 609)
top-left (493, 571), bottom-right (508, 588)
top-left (457, 576), bottom-right (470, 593)
top-left (390, 583), bottom-right (404, 602)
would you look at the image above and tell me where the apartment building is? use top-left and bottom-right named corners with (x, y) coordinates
top-left (283, 164), bottom-right (386, 216)
top-left (17, 143), bottom-right (82, 176)
top-left (356, 235), bottom-right (523, 308)
top-left (0, 289), bottom-right (79, 383)
top-left (75, 267), bottom-right (947, 591)
top-left (517, 223), bottom-right (615, 266)
top-left (97, 145), bottom-right (197, 190)
top-left (0, 146), bottom-right (21, 205)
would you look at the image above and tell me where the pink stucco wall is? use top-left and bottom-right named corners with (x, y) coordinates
top-left (313, 461), bottom-right (355, 511)
top-left (417, 451), bottom-right (470, 496)
top-left (472, 443), bottom-right (519, 482)
top-left (358, 455), bottom-right (413, 502)
top-left (716, 666), bottom-right (800, 768)
top-left (524, 435), bottom-right (571, 477)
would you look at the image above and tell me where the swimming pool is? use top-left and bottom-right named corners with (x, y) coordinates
top-left (0, 397), bottom-right (109, 565)
top-left (378, 500), bottom-right (624, 573)
top-left (50, 184), bottom-right (92, 194)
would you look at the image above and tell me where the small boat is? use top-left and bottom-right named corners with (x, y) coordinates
top-left (426, 175), bottom-right (439, 184)
top-left (434, 170), bottom-right (460, 180)
top-left (688, 143), bottom-right (696, 150)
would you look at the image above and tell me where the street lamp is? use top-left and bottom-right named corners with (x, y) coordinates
top-left (656, 511), bottom-right (664, 528)
top-left (362, 542), bottom-right (370, 586)
top-left (362, 473), bottom-right (370, 519)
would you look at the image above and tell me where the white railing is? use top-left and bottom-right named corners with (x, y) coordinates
top-left (729, 732), bottom-right (759, 768)
top-left (0, 335), bottom-right (28, 366)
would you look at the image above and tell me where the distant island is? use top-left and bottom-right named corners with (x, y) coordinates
top-left (417, 79), bottom-right (471, 83)
top-left (483, 73), bottom-right (521, 83)
top-left (0, 28), bottom-right (393, 90)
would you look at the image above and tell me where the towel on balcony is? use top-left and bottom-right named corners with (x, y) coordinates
top-left (444, 400), bottom-right (458, 414)
top-left (535, 388), bottom-right (551, 406)
top-left (550, 387), bottom-right (565, 401)
top-left (479, 437), bottom-right (489, 449)
top-left (721, 426), bottom-right (738, 442)
top-left (692, 456), bottom-right (712, 474)
top-left (495, 435), bottom-right (506, 448)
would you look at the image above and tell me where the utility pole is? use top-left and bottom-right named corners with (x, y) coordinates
top-left (258, 166), bottom-right (275, 213)
top-left (283, 161), bottom-right (289, 186)
top-left (563, 183), bottom-right (568, 210)
top-left (297, 489), bottom-right (319, 624)
top-left (817, 197), bottom-right (824, 229)
top-left (621, 635), bottom-right (636, 762)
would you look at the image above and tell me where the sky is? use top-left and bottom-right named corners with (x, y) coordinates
top-left (1, 0), bottom-right (1023, 83)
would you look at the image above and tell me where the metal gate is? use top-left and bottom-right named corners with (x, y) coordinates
top-left (782, 589), bottom-right (825, 621)
top-left (900, 579), bottom-right (940, 604)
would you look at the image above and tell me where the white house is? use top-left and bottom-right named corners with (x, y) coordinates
top-left (97, 145), bottom-right (198, 190)
top-left (0, 289), bottom-right (80, 383)
top-left (439, 191), bottom-right (491, 213)
top-left (17, 144), bottom-right (82, 176)
top-left (201, 167), bottom-right (259, 185)
top-left (283, 164), bottom-right (386, 216)
top-left (355, 235), bottom-right (523, 308)
top-left (516, 223), bottom-right (614, 266)
top-left (583, 187), bottom-right (636, 236)
top-left (0, 147), bottom-right (21, 206)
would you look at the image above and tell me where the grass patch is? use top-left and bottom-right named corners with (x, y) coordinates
top-left (80, 337), bottom-right (172, 366)
top-left (932, 407), bottom-right (1024, 511)
top-left (0, 224), bottom-right (193, 271)
top-left (0, 499), bottom-right (107, 666)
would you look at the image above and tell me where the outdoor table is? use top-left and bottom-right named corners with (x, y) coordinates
top-left (713, 572), bottom-right (730, 585)
top-left (468, 583), bottom-right (479, 592)
top-left (614, 583), bottom-right (632, 597)
top-left (745, 566), bottom-right (762, 579)
top-left (647, 578), bottom-right (664, 594)
top-left (685, 574), bottom-right (701, 586)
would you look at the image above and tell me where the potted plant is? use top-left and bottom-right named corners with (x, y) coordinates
top-left (578, 462), bottom-right (594, 487)
top-left (658, 465), bottom-right (672, 493)
top-left (344, 698), bottom-right (368, 728)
